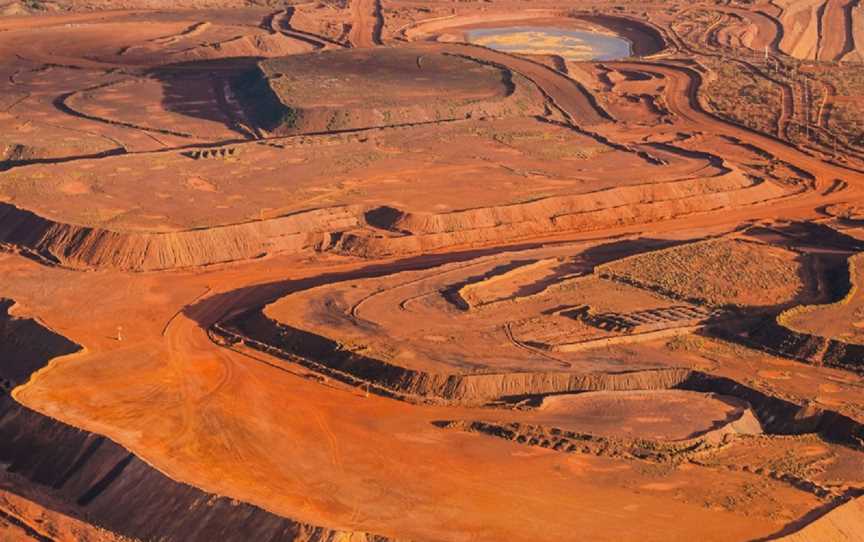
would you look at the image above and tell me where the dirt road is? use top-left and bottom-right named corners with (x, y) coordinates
top-left (349, 0), bottom-right (383, 47)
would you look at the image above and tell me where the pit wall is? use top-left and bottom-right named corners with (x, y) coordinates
top-left (0, 399), bottom-right (392, 542)
top-left (400, 11), bottom-right (668, 58)
top-left (332, 173), bottom-right (788, 258)
top-left (0, 301), bottom-right (392, 542)
top-left (0, 201), bottom-right (358, 271)
top-left (748, 253), bottom-right (864, 372)
top-left (215, 312), bottom-right (864, 447)
top-left (0, 165), bottom-right (789, 271)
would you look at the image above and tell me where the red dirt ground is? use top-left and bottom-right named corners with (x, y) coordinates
top-left (0, 1), bottom-right (863, 541)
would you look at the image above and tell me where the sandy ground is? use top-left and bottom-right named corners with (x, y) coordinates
top-left (0, 2), bottom-right (863, 541)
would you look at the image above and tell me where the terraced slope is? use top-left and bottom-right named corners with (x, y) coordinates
top-left (2, 2), bottom-right (864, 541)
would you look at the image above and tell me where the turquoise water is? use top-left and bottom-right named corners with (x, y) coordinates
top-left (466, 26), bottom-right (632, 61)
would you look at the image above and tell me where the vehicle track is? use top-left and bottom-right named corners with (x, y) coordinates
top-left (503, 321), bottom-right (572, 369)
top-left (268, 9), bottom-right (345, 50)
top-left (437, 43), bottom-right (610, 126)
top-left (55, 85), bottom-right (194, 140)
top-left (612, 60), bottom-right (861, 183)
top-left (348, 0), bottom-right (383, 48)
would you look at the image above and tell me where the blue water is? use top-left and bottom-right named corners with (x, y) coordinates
top-left (466, 26), bottom-right (632, 61)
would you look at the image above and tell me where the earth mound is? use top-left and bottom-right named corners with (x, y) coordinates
top-left (237, 45), bottom-right (543, 133)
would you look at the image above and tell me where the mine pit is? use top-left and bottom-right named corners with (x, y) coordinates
top-left (1, 2), bottom-right (864, 541)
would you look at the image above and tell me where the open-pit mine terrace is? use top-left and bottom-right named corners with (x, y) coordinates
top-left (1, 1), bottom-right (864, 541)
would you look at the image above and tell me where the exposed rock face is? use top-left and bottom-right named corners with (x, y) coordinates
top-left (330, 174), bottom-right (789, 258)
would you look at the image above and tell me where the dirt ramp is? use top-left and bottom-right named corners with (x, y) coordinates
top-left (0, 400), bottom-right (394, 542)
top-left (0, 301), bottom-right (393, 542)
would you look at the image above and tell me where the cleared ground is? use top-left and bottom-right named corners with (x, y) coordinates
top-left (0, 1), bottom-right (862, 541)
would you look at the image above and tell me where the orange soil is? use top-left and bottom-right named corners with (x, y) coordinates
top-left (0, 3), bottom-right (863, 542)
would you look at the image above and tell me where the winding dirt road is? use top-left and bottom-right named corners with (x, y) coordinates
top-left (4, 7), bottom-right (864, 542)
top-left (349, 0), bottom-right (383, 48)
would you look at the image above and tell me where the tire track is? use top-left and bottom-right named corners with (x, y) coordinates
top-left (349, 0), bottom-right (383, 48)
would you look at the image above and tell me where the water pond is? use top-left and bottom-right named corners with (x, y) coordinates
top-left (466, 26), bottom-right (632, 61)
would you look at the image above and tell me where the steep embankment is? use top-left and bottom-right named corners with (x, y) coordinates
top-left (239, 48), bottom-right (544, 135)
top-left (0, 202), bottom-right (358, 271)
top-left (850, 1), bottom-right (864, 62)
top-left (777, 495), bottom-right (864, 541)
top-left (748, 252), bottom-right (864, 372)
top-left (775, 0), bottom-right (860, 62)
top-left (215, 309), bottom-right (697, 403)
top-left (214, 309), bottom-right (864, 446)
top-left (0, 405), bottom-right (391, 542)
top-left (0, 163), bottom-right (792, 272)
top-left (333, 172), bottom-right (791, 258)
top-left (776, 0), bottom-right (824, 60)
top-left (0, 299), bottom-right (391, 542)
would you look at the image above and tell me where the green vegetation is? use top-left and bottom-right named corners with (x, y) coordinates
top-left (780, 253), bottom-right (864, 344)
top-left (703, 60), bottom-right (781, 136)
top-left (492, 130), bottom-right (610, 160)
top-left (598, 239), bottom-right (805, 308)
